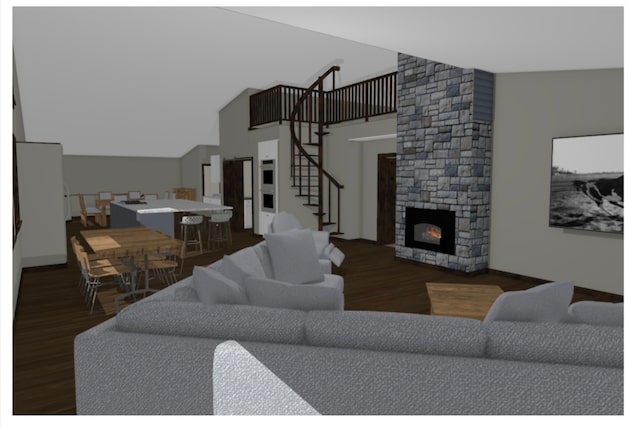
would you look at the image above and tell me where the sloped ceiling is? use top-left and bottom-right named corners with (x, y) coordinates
top-left (229, 6), bottom-right (623, 73)
top-left (12, 6), bottom-right (623, 158)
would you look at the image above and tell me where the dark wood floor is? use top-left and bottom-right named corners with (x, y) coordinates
top-left (12, 218), bottom-right (622, 414)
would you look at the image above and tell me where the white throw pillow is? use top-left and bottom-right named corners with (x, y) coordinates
top-left (192, 266), bottom-right (249, 305)
top-left (483, 281), bottom-right (574, 323)
top-left (265, 229), bottom-right (325, 284)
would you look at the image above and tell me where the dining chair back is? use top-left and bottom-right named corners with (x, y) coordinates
top-left (128, 191), bottom-right (142, 200)
top-left (78, 194), bottom-right (103, 227)
top-left (75, 241), bottom-right (132, 314)
top-left (98, 191), bottom-right (113, 201)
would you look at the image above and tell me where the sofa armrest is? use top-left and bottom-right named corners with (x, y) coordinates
top-left (244, 276), bottom-right (344, 311)
top-left (319, 259), bottom-right (331, 274)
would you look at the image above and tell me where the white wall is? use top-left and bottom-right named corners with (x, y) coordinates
top-left (17, 142), bottom-right (68, 267)
top-left (325, 117), bottom-right (397, 239)
top-left (63, 155), bottom-right (182, 216)
top-left (180, 145), bottom-right (219, 200)
top-left (490, 69), bottom-right (623, 295)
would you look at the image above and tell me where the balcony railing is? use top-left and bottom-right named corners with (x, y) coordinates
top-left (249, 71), bottom-right (397, 129)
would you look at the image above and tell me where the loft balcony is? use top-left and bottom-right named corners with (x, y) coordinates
top-left (249, 71), bottom-right (398, 129)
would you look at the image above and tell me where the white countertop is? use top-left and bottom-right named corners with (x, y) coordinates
top-left (112, 198), bottom-right (232, 214)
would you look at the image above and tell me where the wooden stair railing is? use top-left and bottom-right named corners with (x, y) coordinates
top-left (250, 71), bottom-right (397, 129)
top-left (289, 66), bottom-right (344, 234)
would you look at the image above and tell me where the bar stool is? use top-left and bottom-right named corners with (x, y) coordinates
top-left (180, 215), bottom-right (204, 258)
top-left (208, 211), bottom-right (233, 249)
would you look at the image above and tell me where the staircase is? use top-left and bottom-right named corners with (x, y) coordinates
top-left (249, 67), bottom-right (398, 235)
top-left (289, 66), bottom-right (344, 234)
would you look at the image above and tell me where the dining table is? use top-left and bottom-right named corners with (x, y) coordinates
top-left (80, 226), bottom-right (183, 295)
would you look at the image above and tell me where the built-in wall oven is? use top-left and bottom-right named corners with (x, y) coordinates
top-left (260, 159), bottom-right (275, 213)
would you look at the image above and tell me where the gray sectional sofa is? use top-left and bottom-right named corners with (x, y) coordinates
top-left (74, 266), bottom-right (623, 415)
top-left (74, 228), bottom-right (623, 415)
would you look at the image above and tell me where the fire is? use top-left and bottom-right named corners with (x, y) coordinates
top-left (422, 225), bottom-right (441, 240)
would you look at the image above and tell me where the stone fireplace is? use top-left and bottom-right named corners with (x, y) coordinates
top-left (395, 53), bottom-right (494, 273)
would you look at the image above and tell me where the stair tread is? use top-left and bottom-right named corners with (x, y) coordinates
top-left (329, 231), bottom-right (344, 236)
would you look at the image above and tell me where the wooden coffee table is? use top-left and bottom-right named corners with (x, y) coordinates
top-left (426, 282), bottom-right (503, 320)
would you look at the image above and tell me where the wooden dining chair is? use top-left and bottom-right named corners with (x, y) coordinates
top-left (128, 190), bottom-right (142, 200)
top-left (95, 191), bottom-right (113, 226)
top-left (173, 187), bottom-right (196, 201)
top-left (78, 194), bottom-right (103, 227)
top-left (71, 237), bottom-right (133, 314)
top-left (138, 243), bottom-right (182, 285)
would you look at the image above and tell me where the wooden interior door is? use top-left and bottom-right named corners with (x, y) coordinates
top-left (223, 159), bottom-right (245, 232)
top-left (377, 153), bottom-right (396, 245)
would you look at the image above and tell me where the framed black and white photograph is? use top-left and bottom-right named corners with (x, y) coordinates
top-left (549, 133), bottom-right (623, 234)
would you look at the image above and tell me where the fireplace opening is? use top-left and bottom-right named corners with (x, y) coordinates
top-left (405, 207), bottom-right (456, 255)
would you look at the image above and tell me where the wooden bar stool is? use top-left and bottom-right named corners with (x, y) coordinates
top-left (208, 211), bottom-right (233, 249)
top-left (180, 215), bottom-right (204, 258)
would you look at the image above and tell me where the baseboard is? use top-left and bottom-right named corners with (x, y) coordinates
top-left (22, 254), bottom-right (68, 269)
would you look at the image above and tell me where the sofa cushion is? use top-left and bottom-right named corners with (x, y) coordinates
top-left (173, 284), bottom-right (200, 302)
top-left (252, 241), bottom-right (275, 279)
top-left (227, 247), bottom-right (266, 279)
top-left (219, 256), bottom-right (251, 286)
top-left (265, 229), bottom-right (324, 284)
top-left (307, 274), bottom-right (344, 293)
top-left (485, 321), bottom-right (623, 368)
top-left (483, 281), bottom-right (574, 323)
top-left (116, 300), bottom-right (306, 344)
top-left (305, 311), bottom-right (487, 357)
top-left (566, 301), bottom-right (623, 326)
top-left (192, 266), bottom-right (249, 305)
top-left (237, 341), bottom-right (622, 415)
top-left (244, 277), bottom-right (344, 311)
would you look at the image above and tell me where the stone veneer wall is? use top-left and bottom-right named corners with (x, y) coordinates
top-left (395, 53), bottom-right (493, 273)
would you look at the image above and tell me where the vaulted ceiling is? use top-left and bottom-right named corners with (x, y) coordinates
top-left (11, 6), bottom-right (623, 158)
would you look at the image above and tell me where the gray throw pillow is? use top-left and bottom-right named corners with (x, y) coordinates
top-left (567, 301), bottom-right (623, 326)
top-left (220, 255), bottom-right (250, 286)
top-left (228, 247), bottom-right (266, 278)
top-left (265, 229), bottom-right (324, 284)
top-left (192, 266), bottom-right (249, 305)
top-left (483, 281), bottom-right (574, 323)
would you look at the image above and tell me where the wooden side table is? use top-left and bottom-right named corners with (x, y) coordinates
top-left (426, 282), bottom-right (503, 320)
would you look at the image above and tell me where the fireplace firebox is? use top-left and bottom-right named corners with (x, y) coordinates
top-left (405, 207), bottom-right (456, 255)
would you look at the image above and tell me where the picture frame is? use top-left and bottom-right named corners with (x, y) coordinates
top-left (549, 133), bottom-right (623, 234)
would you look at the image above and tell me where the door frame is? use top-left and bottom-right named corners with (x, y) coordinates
top-left (222, 157), bottom-right (254, 231)
top-left (377, 152), bottom-right (397, 245)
